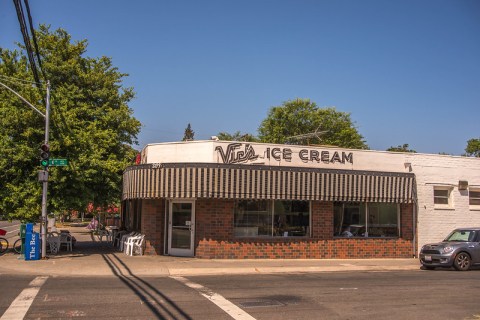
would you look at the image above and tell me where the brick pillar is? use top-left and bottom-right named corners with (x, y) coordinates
top-left (195, 199), bottom-right (234, 258)
top-left (311, 201), bottom-right (333, 239)
top-left (141, 199), bottom-right (165, 255)
top-left (400, 203), bottom-right (414, 240)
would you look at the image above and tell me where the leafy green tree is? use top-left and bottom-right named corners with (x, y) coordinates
top-left (182, 123), bottom-right (195, 141)
top-left (217, 131), bottom-right (259, 142)
top-left (0, 25), bottom-right (141, 221)
top-left (258, 98), bottom-right (368, 149)
top-left (465, 138), bottom-right (480, 157)
top-left (386, 144), bottom-right (417, 153)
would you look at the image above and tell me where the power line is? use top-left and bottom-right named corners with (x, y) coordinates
top-left (0, 74), bottom-right (42, 86)
top-left (24, 0), bottom-right (46, 80)
top-left (12, 0), bottom-right (42, 85)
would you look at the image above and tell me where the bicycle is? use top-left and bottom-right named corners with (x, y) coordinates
top-left (13, 238), bottom-right (23, 254)
top-left (0, 229), bottom-right (23, 254)
top-left (0, 229), bottom-right (8, 255)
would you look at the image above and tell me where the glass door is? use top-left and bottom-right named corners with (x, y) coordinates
top-left (168, 201), bottom-right (195, 257)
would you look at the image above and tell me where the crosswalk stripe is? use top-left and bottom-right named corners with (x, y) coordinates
top-left (0, 276), bottom-right (48, 320)
top-left (171, 276), bottom-right (256, 320)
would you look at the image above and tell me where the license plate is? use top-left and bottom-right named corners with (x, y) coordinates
top-left (424, 255), bottom-right (432, 261)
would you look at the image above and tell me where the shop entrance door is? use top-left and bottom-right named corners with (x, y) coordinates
top-left (168, 201), bottom-right (195, 257)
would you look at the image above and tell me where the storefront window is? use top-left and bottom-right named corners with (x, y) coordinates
top-left (234, 200), bottom-right (310, 237)
top-left (274, 201), bottom-right (310, 237)
top-left (334, 202), bottom-right (399, 238)
top-left (234, 200), bottom-right (272, 237)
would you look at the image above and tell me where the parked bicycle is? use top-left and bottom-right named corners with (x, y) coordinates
top-left (0, 229), bottom-right (23, 255)
top-left (0, 229), bottom-right (8, 255)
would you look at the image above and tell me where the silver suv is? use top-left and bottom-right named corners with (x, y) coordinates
top-left (419, 228), bottom-right (480, 271)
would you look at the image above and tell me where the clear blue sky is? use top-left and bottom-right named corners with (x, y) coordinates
top-left (1, 0), bottom-right (479, 155)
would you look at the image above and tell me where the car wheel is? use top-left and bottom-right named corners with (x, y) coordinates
top-left (453, 252), bottom-right (471, 271)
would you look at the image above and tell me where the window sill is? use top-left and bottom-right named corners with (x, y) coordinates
top-left (469, 206), bottom-right (480, 211)
top-left (333, 236), bottom-right (399, 239)
top-left (434, 205), bottom-right (455, 210)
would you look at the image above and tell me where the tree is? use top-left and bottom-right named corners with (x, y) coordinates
top-left (182, 123), bottom-right (194, 141)
top-left (217, 131), bottom-right (258, 142)
top-left (386, 144), bottom-right (417, 153)
top-left (465, 138), bottom-right (480, 157)
top-left (258, 98), bottom-right (368, 149)
top-left (0, 25), bottom-right (141, 221)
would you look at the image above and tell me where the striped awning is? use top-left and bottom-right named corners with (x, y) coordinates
top-left (122, 163), bottom-right (416, 203)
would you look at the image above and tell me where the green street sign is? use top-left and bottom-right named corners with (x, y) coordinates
top-left (49, 159), bottom-right (68, 166)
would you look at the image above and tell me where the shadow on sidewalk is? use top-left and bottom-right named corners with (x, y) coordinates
top-left (49, 227), bottom-right (117, 258)
top-left (100, 254), bottom-right (193, 319)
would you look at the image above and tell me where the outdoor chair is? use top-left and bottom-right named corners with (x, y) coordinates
top-left (113, 230), bottom-right (127, 249)
top-left (47, 232), bottom-right (60, 254)
top-left (97, 229), bottom-right (111, 242)
top-left (60, 233), bottom-right (73, 251)
top-left (124, 234), bottom-right (145, 256)
top-left (119, 232), bottom-right (137, 252)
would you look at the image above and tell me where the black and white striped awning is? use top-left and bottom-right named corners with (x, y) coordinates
top-left (122, 163), bottom-right (416, 203)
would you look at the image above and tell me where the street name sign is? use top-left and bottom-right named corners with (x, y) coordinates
top-left (49, 159), bottom-right (68, 166)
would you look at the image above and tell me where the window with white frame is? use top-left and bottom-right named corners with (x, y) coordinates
top-left (469, 189), bottom-right (480, 208)
top-left (433, 186), bottom-right (453, 208)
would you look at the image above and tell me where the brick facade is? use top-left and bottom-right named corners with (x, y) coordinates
top-left (141, 199), bottom-right (165, 255)
top-left (137, 198), bottom-right (415, 259)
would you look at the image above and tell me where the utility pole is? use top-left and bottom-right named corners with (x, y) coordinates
top-left (0, 79), bottom-right (50, 259)
top-left (40, 81), bottom-right (50, 259)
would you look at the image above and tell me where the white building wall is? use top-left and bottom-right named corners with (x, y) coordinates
top-left (406, 153), bottom-right (480, 251)
top-left (141, 140), bottom-right (411, 173)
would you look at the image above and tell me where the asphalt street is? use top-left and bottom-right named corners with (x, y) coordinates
top-left (1, 270), bottom-right (480, 320)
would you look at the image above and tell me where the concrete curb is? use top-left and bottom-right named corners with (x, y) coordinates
top-left (0, 253), bottom-right (422, 277)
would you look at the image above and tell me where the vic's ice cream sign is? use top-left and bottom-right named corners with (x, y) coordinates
top-left (215, 143), bottom-right (353, 165)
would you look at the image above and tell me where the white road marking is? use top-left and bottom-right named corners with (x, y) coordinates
top-left (171, 276), bottom-right (256, 320)
top-left (1, 276), bottom-right (48, 320)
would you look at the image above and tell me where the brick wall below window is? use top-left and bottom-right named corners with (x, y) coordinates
top-left (137, 198), bottom-right (415, 258)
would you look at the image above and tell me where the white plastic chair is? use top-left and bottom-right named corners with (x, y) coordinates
top-left (124, 234), bottom-right (141, 255)
top-left (47, 233), bottom-right (60, 254)
top-left (132, 235), bottom-right (145, 256)
top-left (125, 234), bottom-right (145, 256)
top-left (120, 232), bottom-right (137, 252)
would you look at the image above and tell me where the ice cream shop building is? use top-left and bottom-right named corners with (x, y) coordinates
top-left (121, 140), bottom-right (480, 259)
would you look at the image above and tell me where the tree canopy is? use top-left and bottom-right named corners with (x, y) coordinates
top-left (0, 25), bottom-right (141, 221)
top-left (257, 98), bottom-right (368, 149)
top-left (386, 144), bottom-right (417, 153)
top-left (216, 131), bottom-right (258, 142)
top-left (465, 138), bottom-right (480, 157)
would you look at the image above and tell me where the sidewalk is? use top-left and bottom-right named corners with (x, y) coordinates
top-left (0, 226), bottom-right (421, 277)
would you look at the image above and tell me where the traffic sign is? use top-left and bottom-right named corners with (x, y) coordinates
top-left (49, 159), bottom-right (68, 166)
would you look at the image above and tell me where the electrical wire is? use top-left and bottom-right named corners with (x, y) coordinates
top-left (0, 74), bottom-right (42, 86)
top-left (12, 0), bottom-right (41, 85)
top-left (23, 0), bottom-right (46, 81)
